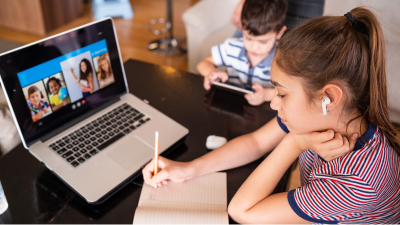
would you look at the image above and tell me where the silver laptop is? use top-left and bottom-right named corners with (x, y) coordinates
top-left (0, 18), bottom-right (188, 204)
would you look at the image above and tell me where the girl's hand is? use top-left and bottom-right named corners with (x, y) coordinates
top-left (142, 156), bottom-right (194, 188)
top-left (203, 71), bottom-right (229, 90)
top-left (70, 68), bottom-right (73, 73)
top-left (294, 130), bottom-right (359, 161)
top-left (244, 84), bottom-right (265, 106)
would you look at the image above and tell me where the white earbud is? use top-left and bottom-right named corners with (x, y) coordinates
top-left (322, 96), bottom-right (331, 115)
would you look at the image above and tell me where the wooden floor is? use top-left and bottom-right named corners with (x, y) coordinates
top-left (0, 0), bottom-right (193, 71)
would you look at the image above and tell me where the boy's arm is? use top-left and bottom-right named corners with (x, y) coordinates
top-left (228, 133), bottom-right (311, 224)
top-left (197, 55), bottom-right (229, 90)
top-left (196, 55), bottom-right (218, 77)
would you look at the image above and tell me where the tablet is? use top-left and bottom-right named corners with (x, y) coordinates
top-left (212, 81), bottom-right (255, 95)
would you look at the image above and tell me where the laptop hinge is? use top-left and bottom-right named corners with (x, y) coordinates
top-left (40, 96), bottom-right (121, 143)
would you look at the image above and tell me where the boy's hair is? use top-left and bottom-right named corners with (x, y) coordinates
top-left (241, 0), bottom-right (288, 36)
top-left (28, 86), bottom-right (40, 97)
top-left (46, 77), bottom-right (62, 93)
top-left (275, 7), bottom-right (400, 155)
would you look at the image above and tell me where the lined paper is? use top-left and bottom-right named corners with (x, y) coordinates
top-left (133, 172), bottom-right (228, 224)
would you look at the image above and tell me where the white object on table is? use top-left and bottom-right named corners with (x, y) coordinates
top-left (206, 135), bottom-right (227, 150)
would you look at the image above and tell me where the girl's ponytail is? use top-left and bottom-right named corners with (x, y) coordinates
top-left (351, 8), bottom-right (400, 154)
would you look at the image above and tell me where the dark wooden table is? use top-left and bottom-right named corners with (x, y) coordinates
top-left (0, 59), bottom-right (290, 223)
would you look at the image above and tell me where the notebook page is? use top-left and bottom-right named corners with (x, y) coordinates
top-left (133, 172), bottom-right (228, 224)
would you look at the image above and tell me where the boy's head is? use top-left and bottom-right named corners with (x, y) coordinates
top-left (28, 86), bottom-right (41, 105)
top-left (241, 0), bottom-right (287, 57)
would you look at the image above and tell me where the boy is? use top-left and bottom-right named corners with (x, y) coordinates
top-left (197, 0), bottom-right (287, 106)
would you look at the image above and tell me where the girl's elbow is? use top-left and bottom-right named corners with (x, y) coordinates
top-left (228, 202), bottom-right (247, 224)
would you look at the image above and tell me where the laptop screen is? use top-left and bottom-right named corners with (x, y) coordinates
top-left (0, 18), bottom-right (127, 146)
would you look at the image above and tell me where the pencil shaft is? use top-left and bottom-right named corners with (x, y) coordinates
top-left (154, 137), bottom-right (159, 174)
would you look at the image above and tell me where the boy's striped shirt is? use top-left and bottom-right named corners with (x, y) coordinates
top-left (211, 38), bottom-right (276, 88)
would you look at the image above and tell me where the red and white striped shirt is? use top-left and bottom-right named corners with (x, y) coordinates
top-left (278, 118), bottom-right (400, 223)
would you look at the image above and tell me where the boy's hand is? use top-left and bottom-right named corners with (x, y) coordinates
top-left (294, 130), bottom-right (359, 161)
top-left (142, 156), bottom-right (194, 188)
top-left (204, 71), bottom-right (229, 90)
top-left (244, 84), bottom-right (265, 106)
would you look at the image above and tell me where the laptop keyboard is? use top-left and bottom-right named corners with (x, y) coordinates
top-left (48, 103), bottom-right (151, 167)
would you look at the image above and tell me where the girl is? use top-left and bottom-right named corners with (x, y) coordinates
top-left (70, 58), bottom-right (95, 97)
top-left (47, 77), bottom-right (69, 112)
top-left (143, 7), bottom-right (400, 223)
top-left (227, 7), bottom-right (400, 223)
top-left (97, 55), bottom-right (114, 89)
top-left (27, 86), bottom-right (51, 122)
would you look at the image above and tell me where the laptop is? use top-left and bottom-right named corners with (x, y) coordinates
top-left (0, 18), bottom-right (189, 204)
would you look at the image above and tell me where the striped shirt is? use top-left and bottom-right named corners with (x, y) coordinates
top-left (28, 100), bottom-right (50, 116)
top-left (211, 38), bottom-right (276, 88)
top-left (277, 117), bottom-right (400, 223)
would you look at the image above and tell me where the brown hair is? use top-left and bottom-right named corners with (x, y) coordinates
top-left (275, 7), bottom-right (400, 155)
top-left (98, 55), bottom-right (112, 80)
top-left (28, 86), bottom-right (40, 97)
top-left (241, 0), bottom-right (288, 36)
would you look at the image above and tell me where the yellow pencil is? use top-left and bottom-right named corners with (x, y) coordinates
top-left (154, 131), bottom-right (159, 189)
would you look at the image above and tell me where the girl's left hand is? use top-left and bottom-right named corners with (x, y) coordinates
top-left (293, 130), bottom-right (359, 161)
top-left (244, 84), bottom-right (265, 106)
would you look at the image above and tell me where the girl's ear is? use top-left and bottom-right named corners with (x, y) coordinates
top-left (322, 84), bottom-right (343, 112)
top-left (276, 26), bottom-right (287, 40)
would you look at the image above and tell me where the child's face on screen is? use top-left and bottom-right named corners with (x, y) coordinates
top-left (29, 91), bottom-right (41, 106)
top-left (100, 59), bottom-right (109, 73)
top-left (80, 61), bottom-right (87, 73)
top-left (49, 80), bottom-right (60, 94)
top-left (269, 60), bottom-right (328, 135)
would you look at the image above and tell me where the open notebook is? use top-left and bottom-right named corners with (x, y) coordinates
top-left (133, 172), bottom-right (228, 224)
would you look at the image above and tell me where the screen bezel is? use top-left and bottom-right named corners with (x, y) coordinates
top-left (0, 18), bottom-right (128, 148)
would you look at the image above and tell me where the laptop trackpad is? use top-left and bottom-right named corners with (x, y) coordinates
top-left (107, 136), bottom-right (154, 170)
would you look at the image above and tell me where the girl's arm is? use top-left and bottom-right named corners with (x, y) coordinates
top-left (228, 133), bottom-right (311, 224)
top-left (145, 118), bottom-right (287, 185)
top-left (189, 118), bottom-right (286, 177)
